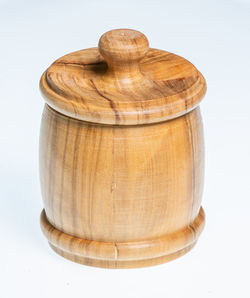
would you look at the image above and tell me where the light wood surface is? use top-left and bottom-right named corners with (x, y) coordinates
top-left (39, 29), bottom-right (206, 268)
top-left (40, 29), bottom-right (206, 125)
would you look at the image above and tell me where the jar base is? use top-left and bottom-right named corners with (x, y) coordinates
top-left (40, 207), bottom-right (205, 269)
top-left (49, 241), bottom-right (196, 269)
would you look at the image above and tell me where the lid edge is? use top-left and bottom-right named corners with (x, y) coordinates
top-left (40, 71), bottom-right (206, 125)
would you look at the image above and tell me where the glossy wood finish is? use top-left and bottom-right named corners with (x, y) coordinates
top-left (39, 29), bottom-right (206, 268)
top-left (40, 29), bottom-right (206, 125)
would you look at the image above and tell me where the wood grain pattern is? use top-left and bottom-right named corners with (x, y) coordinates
top-left (40, 29), bottom-right (206, 125)
top-left (39, 29), bottom-right (206, 268)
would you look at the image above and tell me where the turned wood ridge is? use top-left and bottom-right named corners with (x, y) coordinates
top-left (39, 29), bottom-right (206, 268)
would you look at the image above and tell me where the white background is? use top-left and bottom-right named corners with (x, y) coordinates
top-left (1, 0), bottom-right (250, 297)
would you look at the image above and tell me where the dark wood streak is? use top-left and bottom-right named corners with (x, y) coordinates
top-left (111, 126), bottom-right (116, 241)
top-left (90, 79), bottom-right (121, 124)
top-left (48, 107), bottom-right (58, 225)
top-left (88, 124), bottom-right (103, 241)
top-left (43, 72), bottom-right (79, 119)
top-left (58, 116), bottom-right (70, 231)
top-left (83, 125), bottom-right (93, 238)
top-left (71, 121), bottom-right (81, 232)
top-left (184, 111), bottom-right (197, 228)
top-left (54, 61), bottom-right (105, 67)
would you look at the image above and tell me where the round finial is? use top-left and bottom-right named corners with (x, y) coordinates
top-left (98, 29), bottom-right (149, 68)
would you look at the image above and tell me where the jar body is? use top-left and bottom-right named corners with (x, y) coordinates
top-left (40, 104), bottom-right (205, 268)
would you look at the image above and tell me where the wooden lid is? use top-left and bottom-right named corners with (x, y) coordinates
top-left (40, 29), bottom-right (206, 125)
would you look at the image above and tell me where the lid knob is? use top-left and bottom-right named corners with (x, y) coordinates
top-left (98, 29), bottom-right (149, 80)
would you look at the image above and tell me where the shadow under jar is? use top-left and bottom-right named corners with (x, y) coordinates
top-left (39, 29), bottom-right (206, 269)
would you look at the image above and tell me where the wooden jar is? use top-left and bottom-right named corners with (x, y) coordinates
top-left (39, 29), bottom-right (206, 268)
